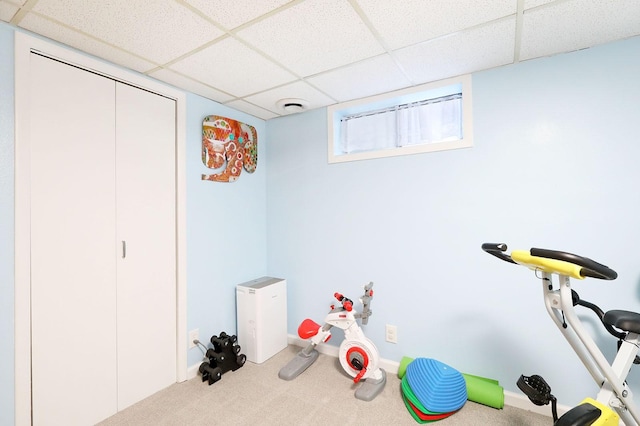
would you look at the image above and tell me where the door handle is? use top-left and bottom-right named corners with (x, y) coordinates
top-left (122, 240), bottom-right (126, 258)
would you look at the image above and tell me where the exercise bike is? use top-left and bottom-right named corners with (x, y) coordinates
top-left (482, 242), bottom-right (640, 425)
top-left (278, 282), bottom-right (387, 401)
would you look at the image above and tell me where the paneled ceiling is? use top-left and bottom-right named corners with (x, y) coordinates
top-left (2, 0), bottom-right (639, 120)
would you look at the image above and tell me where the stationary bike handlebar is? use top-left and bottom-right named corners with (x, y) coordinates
top-left (333, 282), bottom-right (375, 323)
top-left (482, 243), bottom-right (625, 340)
top-left (481, 243), bottom-right (617, 280)
top-left (334, 292), bottom-right (353, 311)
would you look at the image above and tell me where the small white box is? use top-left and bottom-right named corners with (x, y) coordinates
top-left (236, 277), bottom-right (287, 364)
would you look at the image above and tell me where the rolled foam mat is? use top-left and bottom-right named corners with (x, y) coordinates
top-left (398, 355), bottom-right (413, 379)
top-left (461, 373), bottom-right (504, 409)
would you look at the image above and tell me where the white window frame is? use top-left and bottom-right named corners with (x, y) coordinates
top-left (327, 74), bottom-right (473, 163)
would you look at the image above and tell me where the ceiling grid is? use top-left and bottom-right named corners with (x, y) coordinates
top-left (1, 0), bottom-right (639, 120)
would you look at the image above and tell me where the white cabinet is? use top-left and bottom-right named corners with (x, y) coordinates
top-left (237, 277), bottom-right (288, 364)
top-left (29, 53), bottom-right (176, 425)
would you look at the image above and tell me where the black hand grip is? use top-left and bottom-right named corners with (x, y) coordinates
top-left (481, 243), bottom-right (516, 264)
top-left (530, 248), bottom-right (617, 280)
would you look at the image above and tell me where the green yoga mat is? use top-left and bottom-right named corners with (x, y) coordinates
top-left (398, 356), bottom-right (413, 378)
top-left (461, 373), bottom-right (504, 409)
top-left (398, 357), bottom-right (504, 409)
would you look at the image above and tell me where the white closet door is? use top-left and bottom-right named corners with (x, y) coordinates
top-left (30, 54), bottom-right (118, 425)
top-left (115, 83), bottom-right (177, 409)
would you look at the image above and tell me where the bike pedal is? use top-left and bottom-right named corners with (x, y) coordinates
top-left (517, 374), bottom-right (554, 406)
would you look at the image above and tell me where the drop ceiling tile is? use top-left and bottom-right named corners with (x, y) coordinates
top-left (169, 36), bottom-right (297, 98)
top-left (306, 54), bottom-right (412, 102)
top-left (235, 0), bottom-right (385, 77)
top-left (394, 18), bottom-right (516, 85)
top-left (31, 0), bottom-right (224, 64)
top-left (224, 99), bottom-right (278, 121)
top-left (0, 2), bottom-right (18, 22)
top-left (356, 0), bottom-right (516, 50)
top-left (148, 68), bottom-right (234, 103)
top-left (185, 0), bottom-right (291, 30)
top-left (521, 0), bottom-right (640, 61)
top-left (19, 13), bottom-right (157, 73)
top-left (243, 80), bottom-right (335, 115)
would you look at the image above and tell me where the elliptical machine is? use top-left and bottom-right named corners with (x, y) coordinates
top-left (482, 242), bottom-right (640, 425)
top-left (278, 282), bottom-right (387, 401)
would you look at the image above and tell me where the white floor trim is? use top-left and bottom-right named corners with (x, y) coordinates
top-left (504, 390), bottom-right (569, 418)
top-left (187, 363), bottom-right (201, 380)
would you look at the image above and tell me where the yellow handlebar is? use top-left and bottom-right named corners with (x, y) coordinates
top-left (481, 242), bottom-right (617, 280)
top-left (511, 250), bottom-right (586, 280)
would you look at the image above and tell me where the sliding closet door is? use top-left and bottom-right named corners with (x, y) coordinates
top-left (30, 54), bottom-right (118, 425)
top-left (115, 83), bottom-right (177, 409)
top-left (29, 54), bottom-right (177, 424)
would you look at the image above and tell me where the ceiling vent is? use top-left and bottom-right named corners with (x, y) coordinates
top-left (276, 98), bottom-right (309, 114)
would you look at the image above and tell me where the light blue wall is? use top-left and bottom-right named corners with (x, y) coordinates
top-left (266, 36), bottom-right (640, 406)
top-left (185, 94), bottom-right (268, 367)
top-left (0, 23), bottom-right (15, 426)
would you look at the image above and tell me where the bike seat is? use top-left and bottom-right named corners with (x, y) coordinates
top-left (603, 310), bottom-right (640, 334)
top-left (298, 318), bottom-right (321, 339)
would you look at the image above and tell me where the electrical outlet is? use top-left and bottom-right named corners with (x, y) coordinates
top-left (188, 329), bottom-right (199, 349)
top-left (385, 324), bottom-right (397, 344)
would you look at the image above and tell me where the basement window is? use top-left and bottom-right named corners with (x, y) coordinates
top-left (327, 74), bottom-right (473, 163)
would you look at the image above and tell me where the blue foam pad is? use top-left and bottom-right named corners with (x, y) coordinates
top-left (406, 358), bottom-right (467, 413)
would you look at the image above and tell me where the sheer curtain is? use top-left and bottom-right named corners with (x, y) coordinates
top-left (340, 95), bottom-right (462, 154)
top-left (339, 109), bottom-right (397, 154)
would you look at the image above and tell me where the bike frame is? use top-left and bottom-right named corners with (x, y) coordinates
top-left (541, 271), bottom-right (640, 425)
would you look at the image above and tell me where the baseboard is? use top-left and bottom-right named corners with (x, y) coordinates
top-left (503, 390), bottom-right (570, 418)
top-left (187, 362), bottom-right (201, 380)
top-left (186, 335), bottom-right (568, 419)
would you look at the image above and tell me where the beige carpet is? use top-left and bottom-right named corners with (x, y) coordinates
top-left (99, 345), bottom-right (551, 425)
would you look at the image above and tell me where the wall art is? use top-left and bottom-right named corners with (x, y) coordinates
top-left (201, 115), bottom-right (257, 182)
